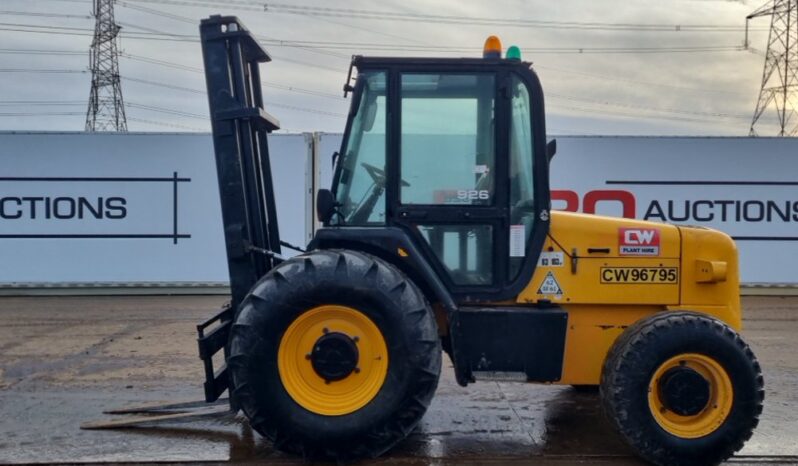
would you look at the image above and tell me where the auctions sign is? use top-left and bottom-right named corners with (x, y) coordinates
top-left (0, 174), bottom-right (189, 243)
top-left (551, 182), bottom-right (798, 242)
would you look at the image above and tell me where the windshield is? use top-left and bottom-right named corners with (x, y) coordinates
top-left (332, 71), bottom-right (387, 225)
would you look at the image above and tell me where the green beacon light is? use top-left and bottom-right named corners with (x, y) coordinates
top-left (506, 45), bottom-right (522, 61)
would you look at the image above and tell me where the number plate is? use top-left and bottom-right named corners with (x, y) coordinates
top-left (600, 267), bottom-right (678, 284)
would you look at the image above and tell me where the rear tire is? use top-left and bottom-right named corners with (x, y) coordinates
top-left (228, 249), bottom-right (441, 461)
top-left (600, 311), bottom-right (764, 466)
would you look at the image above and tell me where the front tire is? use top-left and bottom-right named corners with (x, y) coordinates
top-left (600, 312), bottom-right (764, 466)
top-left (228, 249), bottom-right (441, 461)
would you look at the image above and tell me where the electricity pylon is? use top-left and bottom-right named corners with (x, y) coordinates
top-left (85, 0), bottom-right (127, 132)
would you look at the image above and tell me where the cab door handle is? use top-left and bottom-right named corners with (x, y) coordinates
top-left (398, 210), bottom-right (427, 219)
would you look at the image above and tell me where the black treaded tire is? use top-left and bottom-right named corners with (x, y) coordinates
top-left (227, 249), bottom-right (442, 461)
top-left (600, 311), bottom-right (764, 466)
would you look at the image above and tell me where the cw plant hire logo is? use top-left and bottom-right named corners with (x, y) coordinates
top-left (618, 228), bottom-right (660, 256)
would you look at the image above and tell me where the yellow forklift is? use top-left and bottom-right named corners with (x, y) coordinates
top-left (195, 16), bottom-right (763, 465)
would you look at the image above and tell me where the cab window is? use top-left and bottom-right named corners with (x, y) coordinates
top-left (400, 72), bottom-right (496, 286)
top-left (508, 74), bottom-right (536, 279)
top-left (333, 71), bottom-right (387, 225)
top-left (399, 73), bottom-right (495, 206)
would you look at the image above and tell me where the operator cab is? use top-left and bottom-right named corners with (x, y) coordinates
top-left (317, 39), bottom-right (552, 303)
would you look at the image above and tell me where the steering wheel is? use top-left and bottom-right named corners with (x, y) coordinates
top-left (361, 162), bottom-right (411, 187)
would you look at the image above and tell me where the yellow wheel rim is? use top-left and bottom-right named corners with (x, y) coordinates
top-left (648, 353), bottom-right (734, 439)
top-left (278, 305), bottom-right (389, 416)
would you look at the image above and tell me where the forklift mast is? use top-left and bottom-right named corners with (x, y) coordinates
top-left (196, 15), bottom-right (282, 402)
top-left (200, 15), bottom-right (282, 310)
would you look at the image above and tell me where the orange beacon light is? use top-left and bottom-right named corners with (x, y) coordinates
top-left (483, 35), bottom-right (502, 59)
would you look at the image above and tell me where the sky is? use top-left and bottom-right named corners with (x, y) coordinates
top-left (0, 0), bottom-right (785, 136)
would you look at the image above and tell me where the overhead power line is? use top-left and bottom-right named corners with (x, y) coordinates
top-left (0, 112), bottom-right (85, 117)
top-left (551, 104), bottom-right (741, 125)
top-left (0, 48), bottom-right (85, 56)
top-left (118, 53), bottom-right (344, 99)
top-left (0, 68), bottom-right (87, 73)
top-left (117, 1), bottom-right (195, 24)
top-left (123, 77), bottom-right (347, 116)
top-left (0, 100), bottom-right (85, 106)
top-left (547, 93), bottom-right (749, 120)
top-left (0, 21), bottom-right (749, 55)
top-left (0, 47), bottom-right (744, 97)
top-left (127, 102), bottom-right (206, 119)
top-left (122, 0), bottom-right (765, 33)
top-left (0, 56), bottom-right (748, 125)
top-left (534, 64), bottom-right (743, 96)
top-left (127, 116), bottom-right (206, 131)
top-left (0, 11), bottom-right (92, 20)
top-left (119, 0), bottom-right (349, 59)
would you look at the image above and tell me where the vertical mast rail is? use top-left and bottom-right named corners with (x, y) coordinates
top-left (199, 16), bottom-right (282, 311)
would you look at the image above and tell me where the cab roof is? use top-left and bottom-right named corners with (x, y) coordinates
top-left (352, 55), bottom-right (534, 69)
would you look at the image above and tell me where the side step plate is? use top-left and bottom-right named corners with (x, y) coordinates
top-left (453, 306), bottom-right (569, 383)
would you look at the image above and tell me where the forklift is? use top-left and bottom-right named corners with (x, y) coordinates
top-left (195, 16), bottom-right (763, 465)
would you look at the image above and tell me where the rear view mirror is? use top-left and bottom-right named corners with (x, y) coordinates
top-left (316, 189), bottom-right (337, 224)
top-left (546, 139), bottom-right (557, 162)
top-left (362, 93), bottom-right (378, 132)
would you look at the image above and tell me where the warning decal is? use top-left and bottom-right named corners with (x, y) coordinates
top-left (537, 271), bottom-right (563, 295)
top-left (537, 251), bottom-right (565, 267)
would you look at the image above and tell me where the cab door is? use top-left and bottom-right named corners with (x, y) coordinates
top-left (389, 68), bottom-right (550, 302)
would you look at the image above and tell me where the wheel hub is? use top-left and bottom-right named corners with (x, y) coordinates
top-left (658, 366), bottom-right (711, 416)
top-left (309, 331), bottom-right (359, 382)
top-left (278, 305), bottom-right (388, 415)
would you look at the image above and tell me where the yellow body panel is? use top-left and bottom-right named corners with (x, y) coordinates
top-left (558, 305), bottom-right (658, 385)
top-left (675, 225), bottom-right (741, 329)
top-left (514, 211), bottom-right (742, 385)
top-left (519, 212), bottom-right (682, 306)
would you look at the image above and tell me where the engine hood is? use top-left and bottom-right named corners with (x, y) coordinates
top-left (548, 210), bottom-right (681, 258)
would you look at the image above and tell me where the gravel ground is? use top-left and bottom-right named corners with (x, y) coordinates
top-left (0, 295), bottom-right (795, 464)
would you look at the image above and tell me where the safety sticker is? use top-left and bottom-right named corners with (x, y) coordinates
top-left (509, 224), bottom-right (526, 257)
top-left (537, 271), bottom-right (563, 295)
top-left (537, 251), bottom-right (564, 267)
top-left (473, 164), bottom-right (490, 174)
top-left (619, 228), bottom-right (660, 256)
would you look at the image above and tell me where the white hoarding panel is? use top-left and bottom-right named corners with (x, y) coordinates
top-left (548, 137), bottom-right (797, 285)
top-left (0, 132), bottom-right (311, 285)
top-left (316, 133), bottom-right (798, 285)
